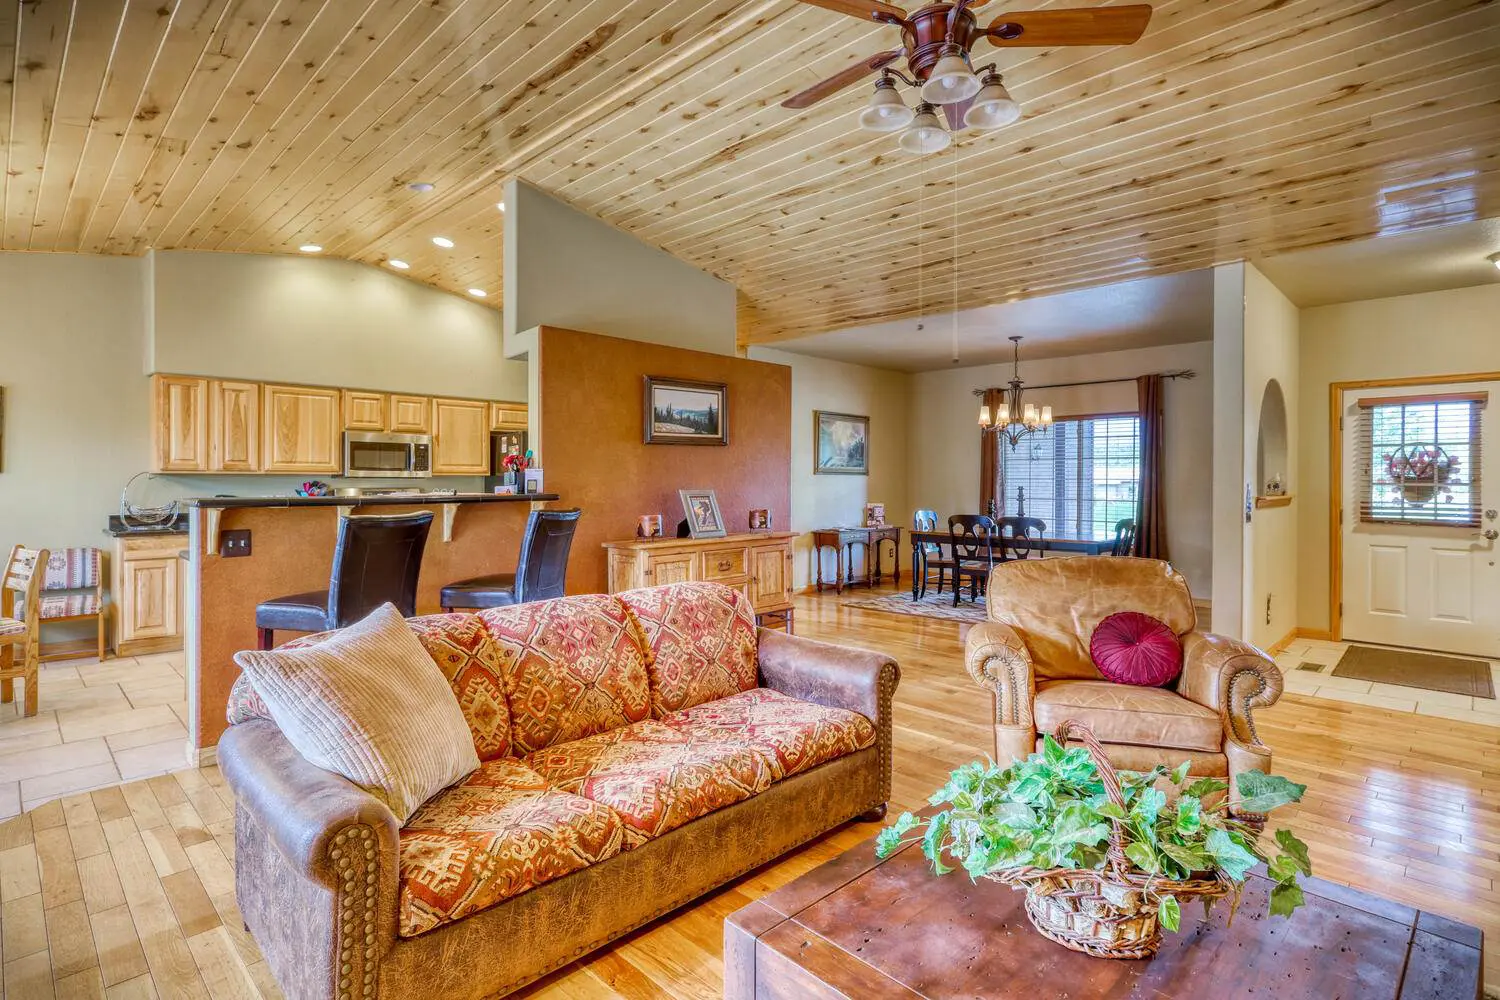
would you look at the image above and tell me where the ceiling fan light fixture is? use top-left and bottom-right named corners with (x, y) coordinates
top-left (965, 72), bottom-right (1021, 129)
top-left (921, 49), bottom-right (981, 106)
top-left (858, 77), bottom-right (915, 133)
top-left (898, 103), bottom-right (950, 154)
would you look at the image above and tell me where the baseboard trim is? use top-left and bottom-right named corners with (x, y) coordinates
top-left (195, 745), bottom-right (217, 768)
top-left (1267, 627), bottom-right (1334, 656)
top-left (1265, 628), bottom-right (1299, 656)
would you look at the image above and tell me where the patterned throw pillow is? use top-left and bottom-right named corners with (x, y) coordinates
top-left (618, 582), bottom-right (759, 716)
top-left (1089, 611), bottom-right (1183, 687)
top-left (232, 604), bottom-right (480, 823)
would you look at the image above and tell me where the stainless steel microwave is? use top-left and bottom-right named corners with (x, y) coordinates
top-left (343, 431), bottom-right (432, 478)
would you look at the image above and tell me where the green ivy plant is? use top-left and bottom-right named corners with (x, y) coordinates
top-left (876, 736), bottom-right (1312, 932)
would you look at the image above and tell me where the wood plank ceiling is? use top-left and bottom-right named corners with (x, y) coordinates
top-left (1, 0), bottom-right (1496, 344)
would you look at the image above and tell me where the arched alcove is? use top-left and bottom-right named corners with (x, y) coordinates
top-left (1256, 378), bottom-right (1289, 496)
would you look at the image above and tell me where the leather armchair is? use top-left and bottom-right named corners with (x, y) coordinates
top-left (964, 557), bottom-right (1282, 815)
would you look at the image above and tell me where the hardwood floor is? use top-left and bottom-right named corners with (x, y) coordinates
top-left (0, 588), bottom-right (1493, 998)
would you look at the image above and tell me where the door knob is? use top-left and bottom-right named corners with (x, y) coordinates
top-left (1484, 529), bottom-right (1499, 541)
top-left (1487, 509), bottom-right (1498, 520)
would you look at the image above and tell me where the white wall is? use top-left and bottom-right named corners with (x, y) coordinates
top-left (150, 251), bottom-right (525, 399)
top-left (1210, 264), bottom-right (1247, 637)
top-left (1297, 283), bottom-right (1500, 633)
top-left (1241, 264), bottom-right (1300, 649)
top-left (747, 348), bottom-right (910, 589)
top-left (908, 341), bottom-right (1215, 598)
top-left (503, 180), bottom-right (736, 355)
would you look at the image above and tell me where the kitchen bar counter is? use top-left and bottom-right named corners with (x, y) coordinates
top-left (182, 492), bottom-right (558, 509)
top-left (184, 494), bottom-right (562, 759)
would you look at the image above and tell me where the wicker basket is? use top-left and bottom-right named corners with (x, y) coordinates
top-left (984, 721), bottom-right (1232, 959)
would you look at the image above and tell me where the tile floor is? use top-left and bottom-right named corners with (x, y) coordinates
top-left (1276, 637), bottom-right (1500, 727)
top-left (0, 652), bottom-right (190, 819)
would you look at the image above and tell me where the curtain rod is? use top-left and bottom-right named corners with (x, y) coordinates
top-left (969, 369), bottom-right (1197, 397)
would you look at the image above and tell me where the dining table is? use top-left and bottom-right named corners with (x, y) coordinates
top-left (907, 529), bottom-right (1114, 601)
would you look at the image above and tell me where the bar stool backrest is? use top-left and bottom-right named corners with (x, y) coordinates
top-left (327, 512), bottom-right (435, 627)
top-left (515, 508), bottom-right (582, 604)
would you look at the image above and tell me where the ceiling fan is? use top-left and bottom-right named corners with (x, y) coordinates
top-left (782, 2), bottom-right (1152, 152)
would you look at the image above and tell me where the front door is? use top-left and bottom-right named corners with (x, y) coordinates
top-left (1340, 380), bottom-right (1500, 656)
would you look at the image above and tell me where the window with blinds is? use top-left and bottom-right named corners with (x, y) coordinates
top-left (996, 415), bottom-right (1141, 541)
top-left (1356, 393), bottom-right (1484, 526)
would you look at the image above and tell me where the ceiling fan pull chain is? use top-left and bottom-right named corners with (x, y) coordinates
top-left (952, 136), bottom-right (961, 364)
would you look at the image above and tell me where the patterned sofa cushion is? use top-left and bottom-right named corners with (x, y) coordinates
top-left (525, 719), bottom-right (773, 847)
top-left (38, 594), bottom-right (103, 619)
top-left (660, 688), bottom-right (876, 781)
top-left (618, 582), bottom-right (758, 716)
top-left (478, 595), bottom-right (652, 755)
top-left (398, 758), bottom-right (626, 938)
top-left (409, 614), bottom-right (512, 761)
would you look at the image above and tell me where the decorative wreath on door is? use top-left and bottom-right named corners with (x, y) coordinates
top-left (1382, 444), bottom-right (1460, 507)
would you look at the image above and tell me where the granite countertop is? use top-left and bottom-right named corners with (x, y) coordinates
top-left (180, 492), bottom-right (561, 509)
top-left (105, 513), bottom-right (190, 537)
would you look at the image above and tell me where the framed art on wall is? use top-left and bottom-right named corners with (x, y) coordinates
top-left (679, 489), bottom-right (726, 539)
top-left (815, 411), bottom-right (869, 475)
top-left (644, 377), bottom-right (728, 445)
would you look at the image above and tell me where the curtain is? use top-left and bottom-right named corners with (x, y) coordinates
top-left (979, 388), bottom-right (1005, 517)
top-left (1135, 374), bottom-right (1168, 558)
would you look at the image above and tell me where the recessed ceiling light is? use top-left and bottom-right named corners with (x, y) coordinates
top-left (496, 201), bottom-right (505, 212)
top-left (408, 182), bottom-right (435, 192)
top-left (1489, 251), bottom-right (1500, 270)
top-left (388, 259), bottom-right (410, 270)
top-left (467, 288), bottom-right (487, 298)
top-left (432, 236), bottom-right (454, 248)
top-left (299, 244), bottom-right (322, 253)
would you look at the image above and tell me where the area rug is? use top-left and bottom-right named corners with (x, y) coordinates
top-left (841, 590), bottom-right (988, 625)
top-left (1329, 645), bottom-right (1496, 699)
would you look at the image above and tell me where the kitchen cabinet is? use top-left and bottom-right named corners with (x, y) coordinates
top-left (389, 394), bottom-right (432, 434)
top-left (151, 375), bottom-right (209, 472)
top-left (210, 380), bottom-right (260, 472)
top-left (602, 532), bottom-right (796, 630)
top-left (343, 390), bottom-right (387, 431)
top-left (262, 383), bottom-right (343, 474)
top-left (111, 534), bottom-right (184, 656)
top-left (490, 401), bottom-right (528, 431)
top-left (431, 397), bottom-right (490, 475)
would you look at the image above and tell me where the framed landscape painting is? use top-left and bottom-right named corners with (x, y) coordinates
top-left (815, 411), bottom-right (869, 475)
top-left (644, 377), bottom-right (728, 445)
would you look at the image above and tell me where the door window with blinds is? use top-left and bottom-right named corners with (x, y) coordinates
top-left (1355, 392), bottom-right (1484, 526)
top-left (997, 415), bottom-right (1141, 540)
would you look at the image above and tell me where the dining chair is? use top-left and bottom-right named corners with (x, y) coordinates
top-left (37, 547), bottom-right (107, 661)
top-left (255, 511), bottom-right (434, 649)
top-left (948, 514), bottom-right (998, 606)
top-left (1111, 518), bottom-right (1138, 556)
top-left (1, 545), bottom-right (51, 717)
top-left (441, 508), bottom-right (583, 611)
top-left (913, 509), bottom-right (953, 599)
top-left (997, 516), bottom-right (1047, 561)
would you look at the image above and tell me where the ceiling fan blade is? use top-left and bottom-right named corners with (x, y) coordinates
top-left (943, 97), bottom-right (974, 131)
top-left (794, 0), bottom-right (908, 23)
top-left (985, 4), bottom-right (1151, 46)
top-left (782, 49), bottom-right (905, 110)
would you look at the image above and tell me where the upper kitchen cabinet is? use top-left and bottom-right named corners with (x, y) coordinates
top-left (343, 390), bottom-right (387, 431)
top-left (210, 380), bottom-right (261, 472)
top-left (151, 375), bottom-right (209, 472)
top-left (262, 384), bottom-right (343, 474)
top-left (490, 401), bottom-right (528, 431)
top-left (432, 398), bottom-right (490, 475)
top-left (389, 394), bottom-right (432, 434)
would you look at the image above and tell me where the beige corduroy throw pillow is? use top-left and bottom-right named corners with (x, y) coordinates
top-left (233, 603), bottom-right (479, 823)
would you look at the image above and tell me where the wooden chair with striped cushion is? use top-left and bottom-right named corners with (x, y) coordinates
top-left (37, 547), bottom-right (107, 661)
top-left (1, 545), bottom-right (51, 717)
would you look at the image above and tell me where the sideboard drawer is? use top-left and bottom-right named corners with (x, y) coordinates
top-left (701, 547), bottom-right (746, 582)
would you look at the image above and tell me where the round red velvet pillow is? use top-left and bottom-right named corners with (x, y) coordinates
top-left (1090, 611), bottom-right (1182, 687)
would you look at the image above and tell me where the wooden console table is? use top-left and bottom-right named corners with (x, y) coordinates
top-left (812, 526), bottom-right (901, 593)
top-left (602, 531), bottom-right (796, 631)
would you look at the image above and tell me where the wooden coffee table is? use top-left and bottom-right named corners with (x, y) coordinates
top-left (725, 828), bottom-right (1484, 999)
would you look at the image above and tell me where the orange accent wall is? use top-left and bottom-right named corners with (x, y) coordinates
top-left (537, 327), bottom-right (792, 594)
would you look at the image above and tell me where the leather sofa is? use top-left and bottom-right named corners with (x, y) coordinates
top-left (218, 582), bottom-right (898, 1000)
top-left (964, 557), bottom-right (1282, 815)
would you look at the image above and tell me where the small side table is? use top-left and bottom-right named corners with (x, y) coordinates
top-left (812, 526), bottom-right (902, 593)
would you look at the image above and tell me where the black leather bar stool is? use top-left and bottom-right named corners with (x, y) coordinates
top-left (440, 508), bottom-right (581, 612)
top-left (255, 510), bottom-right (434, 649)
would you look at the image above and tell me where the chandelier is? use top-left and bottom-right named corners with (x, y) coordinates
top-left (978, 336), bottom-right (1052, 449)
